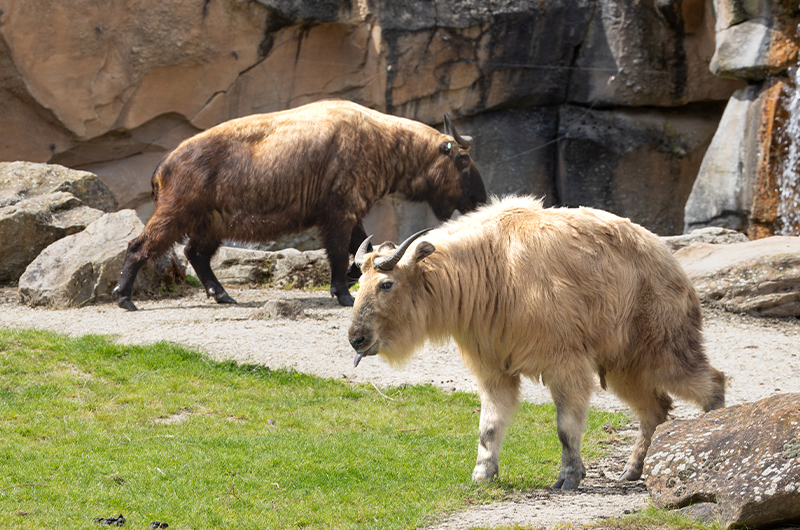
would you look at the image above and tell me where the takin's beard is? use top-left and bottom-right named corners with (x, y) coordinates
top-left (374, 309), bottom-right (450, 367)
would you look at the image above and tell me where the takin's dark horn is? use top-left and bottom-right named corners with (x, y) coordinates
top-left (373, 228), bottom-right (433, 271)
top-left (444, 113), bottom-right (472, 149)
top-left (354, 235), bottom-right (374, 268)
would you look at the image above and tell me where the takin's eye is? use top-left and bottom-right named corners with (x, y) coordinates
top-left (379, 280), bottom-right (394, 292)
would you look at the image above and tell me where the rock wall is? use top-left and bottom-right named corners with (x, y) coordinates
top-left (685, 0), bottom-right (800, 237)
top-left (0, 0), bottom-right (743, 238)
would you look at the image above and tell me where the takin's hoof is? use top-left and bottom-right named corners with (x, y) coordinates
top-left (214, 293), bottom-right (237, 304)
top-left (551, 474), bottom-right (583, 490)
top-left (335, 292), bottom-right (355, 307)
top-left (471, 463), bottom-right (498, 482)
top-left (621, 468), bottom-right (642, 481)
top-left (117, 298), bottom-right (138, 311)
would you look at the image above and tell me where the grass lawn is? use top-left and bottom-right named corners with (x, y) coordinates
top-left (0, 328), bottom-right (630, 529)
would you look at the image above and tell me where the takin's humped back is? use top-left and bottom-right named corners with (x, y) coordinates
top-left (348, 195), bottom-right (725, 489)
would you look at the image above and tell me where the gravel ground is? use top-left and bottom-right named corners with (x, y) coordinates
top-left (1, 286), bottom-right (798, 528)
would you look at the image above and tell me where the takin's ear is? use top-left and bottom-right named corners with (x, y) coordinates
top-left (413, 241), bottom-right (436, 263)
top-left (378, 241), bottom-right (397, 252)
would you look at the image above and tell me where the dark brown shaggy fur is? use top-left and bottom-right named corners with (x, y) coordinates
top-left (113, 99), bottom-right (485, 309)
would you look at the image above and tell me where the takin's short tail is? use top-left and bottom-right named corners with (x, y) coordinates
top-left (150, 161), bottom-right (165, 202)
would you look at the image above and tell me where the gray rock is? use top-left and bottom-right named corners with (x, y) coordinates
top-left (556, 103), bottom-right (723, 235)
top-left (675, 235), bottom-right (800, 317)
top-left (18, 210), bottom-right (184, 308)
top-left (209, 246), bottom-right (272, 285)
top-left (254, 299), bottom-right (305, 320)
top-left (644, 393), bottom-right (800, 528)
top-left (0, 161), bottom-right (118, 212)
top-left (710, 0), bottom-right (800, 81)
top-left (460, 108), bottom-right (558, 205)
top-left (661, 227), bottom-right (749, 253)
top-left (0, 192), bottom-right (105, 283)
top-left (179, 245), bottom-right (331, 290)
top-left (684, 85), bottom-right (762, 233)
top-left (269, 248), bottom-right (330, 290)
top-left (0, 162), bottom-right (119, 284)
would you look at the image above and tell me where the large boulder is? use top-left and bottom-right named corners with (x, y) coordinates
top-left (644, 393), bottom-right (800, 528)
top-left (18, 210), bottom-right (184, 308)
top-left (0, 162), bottom-right (118, 283)
top-left (674, 236), bottom-right (800, 317)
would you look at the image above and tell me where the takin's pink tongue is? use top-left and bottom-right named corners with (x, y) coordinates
top-left (353, 352), bottom-right (365, 368)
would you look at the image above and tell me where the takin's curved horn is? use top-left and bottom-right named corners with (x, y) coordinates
top-left (444, 113), bottom-right (472, 149)
top-left (354, 235), bottom-right (374, 268)
top-left (374, 228), bottom-right (433, 271)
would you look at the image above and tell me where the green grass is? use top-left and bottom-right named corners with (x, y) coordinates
top-left (0, 329), bottom-right (628, 529)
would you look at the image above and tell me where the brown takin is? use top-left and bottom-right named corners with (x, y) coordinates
top-left (112, 99), bottom-right (485, 310)
top-left (348, 195), bottom-right (725, 489)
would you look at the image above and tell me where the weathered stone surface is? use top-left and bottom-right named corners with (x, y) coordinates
top-left (0, 162), bottom-right (119, 283)
top-left (675, 236), bottom-right (800, 317)
top-left (460, 108), bottom-right (558, 206)
top-left (557, 103), bottom-right (723, 235)
top-left (569, 0), bottom-right (744, 107)
top-left (644, 393), bottom-right (800, 528)
top-left (0, 161), bottom-right (117, 212)
top-left (18, 210), bottom-right (184, 308)
top-left (710, 0), bottom-right (800, 81)
top-left (685, 79), bottom-right (790, 238)
top-left (254, 299), bottom-right (305, 320)
top-left (661, 227), bottom-right (749, 253)
top-left (0, 0), bottom-right (744, 242)
top-left (180, 245), bottom-right (331, 290)
top-left (269, 249), bottom-right (330, 290)
top-left (208, 246), bottom-right (272, 286)
top-left (0, 192), bottom-right (105, 283)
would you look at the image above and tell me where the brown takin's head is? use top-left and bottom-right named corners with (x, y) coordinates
top-left (411, 114), bottom-right (486, 222)
top-left (348, 229), bottom-right (437, 368)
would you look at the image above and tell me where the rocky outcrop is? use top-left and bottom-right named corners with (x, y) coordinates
top-left (661, 226), bottom-right (749, 253)
top-left (0, 0), bottom-right (743, 236)
top-left (181, 245), bottom-right (331, 290)
top-left (18, 210), bottom-right (184, 308)
top-left (710, 0), bottom-right (800, 80)
top-left (686, 0), bottom-right (800, 237)
top-left (674, 236), bottom-right (800, 317)
top-left (0, 162), bottom-right (118, 283)
top-left (644, 393), bottom-right (800, 528)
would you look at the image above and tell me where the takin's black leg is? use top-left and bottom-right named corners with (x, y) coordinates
top-left (345, 223), bottom-right (368, 288)
top-left (113, 219), bottom-right (178, 311)
top-left (113, 235), bottom-right (149, 311)
top-left (184, 237), bottom-right (235, 304)
top-left (322, 222), bottom-right (358, 307)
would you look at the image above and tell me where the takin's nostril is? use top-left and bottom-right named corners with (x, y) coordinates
top-left (349, 336), bottom-right (366, 350)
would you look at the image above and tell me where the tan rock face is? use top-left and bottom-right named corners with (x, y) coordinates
top-left (0, 0), bottom-right (266, 139)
